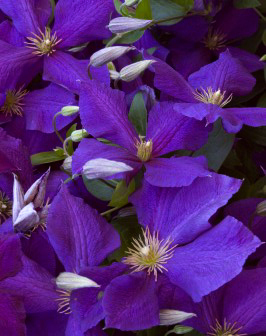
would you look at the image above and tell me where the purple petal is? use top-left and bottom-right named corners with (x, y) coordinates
top-left (147, 101), bottom-right (209, 156)
top-left (43, 51), bottom-right (109, 94)
top-left (227, 46), bottom-right (264, 72)
top-left (79, 81), bottom-right (138, 152)
top-left (130, 174), bottom-right (242, 244)
top-left (0, 255), bottom-right (58, 313)
top-left (167, 216), bottom-right (261, 302)
top-left (103, 273), bottom-right (160, 331)
top-left (72, 138), bottom-right (141, 179)
top-left (0, 20), bottom-right (25, 46)
top-left (46, 184), bottom-right (120, 272)
top-left (24, 83), bottom-right (76, 133)
top-left (53, 0), bottom-right (113, 48)
top-left (175, 102), bottom-right (221, 121)
top-left (0, 234), bottom-right (22, 280)
top-left (188, 50), bottom-right (256, 96)
top-left (0, 0), bottom-right (42, 37)
top-left (144, 156), bottom-right (210, 188)
top-left (35, 0), bottom-right (50, 30)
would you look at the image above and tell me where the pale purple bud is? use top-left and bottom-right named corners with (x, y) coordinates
top-left (56, 272), bottom-right (100, 291)
top-left (60, 106), bottom-right (79, 116)
top-left (12, 174), bottom-right (24, 223)
top-left (13, 202), bottom-right (39, 233)
top-left (62, 156), bottom-right (72, 174)
top-left (24, 168), bottom-right (50, 206)
top-left (70, 129), bottom-right (89, 142)
top-left (90, 46), bottom-right (135, 67)
top-left (159, 309), bottom-right (196, 326)
top-left (107, 17), bottom-right (152, 34)
top-left (109, 70), bottom-right (120, 80)
top-left (32, 168), bottom-right (50, 208)
top-left (256, 200), bottom-right (266, 217)
top-left (120, 60), bottom-right (155, 82)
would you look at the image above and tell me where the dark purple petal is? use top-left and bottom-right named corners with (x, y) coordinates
top-left (0, 255), bottom-right (58, 313)
top-left (46, 184), bottom-right (120, 272)
top-left (0, 0), bottom-right (42, 37)
top-left (24, 83), bottom-right (76, 133)
top-left (53, 0), bottom-right (113, 48)
top-left (0, 293), bottom-right (26, 336)
top-left (227, 46), bottom-right (264, 72)
top-left (35, 0), bottom-right (50, 30)
top-left (72, 138), bottom-right (141, 179)
top-left (175, 102), bottom-right (221, 121)
top-left (188, 50), bottom-right (256, 96)
top-left (103, 273), bottom-right (160, 331)
top-left (43, 51), bottom-right (109, 94)
top-left (144, 156), bottom-right (210, 188)
top-left (167, 216), bottom-right (261, 301)
top-left (0, 20), bottom-right (25, 46)
top-left (130, 174), bottom-right (242, 244)
top-left (0, 234), bottom-right (22, 280)
top-left (147, 102), bottom-right (209, 156)
top-left (79, 81), bottom-right (138, 152)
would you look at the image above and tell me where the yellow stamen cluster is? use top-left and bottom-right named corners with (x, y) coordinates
top-left (124, 227), bottom-right (177, 281)
top-left (208, 319), bottom-right (246, 336)
top-left (193, 87), bottom-right (233, 108)
top-left (136, 138), bottom-right (153, 162)
top-left (1, 87), bottom-right (28, 116)
top-left (203, 28), bottom-right (227, 50)
top-left (0, 191), bottom-right (12, 224)
top-left (55, 289), bottom-right (72, 314)
top-left (25, 27), bottom-right (62, 56)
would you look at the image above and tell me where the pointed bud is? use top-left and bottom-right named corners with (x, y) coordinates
top-left (90, 46), bottom-right (135, 67)
top-left (24, 168), bottom-right (50, 207)
top-left (62, 156), bottom-right (72, 174)
top-left (13, 202), bottom-right (39, 233)
top-left (56, 272), bottom-right (100, 291)
top-left (256, 200), bottom-right (266, 217)
top-left (12, 174), bottom-right (25, 223)
top-left (109, 70), bottom-right (120, 80)
top-left (121, 0), bottom-right (139, 7)
top-left (60, 106), bottom-right (80, 116)
top-left (159, 309), bottom-right (196, 326)
top-left (83, 158), bottom-right (133, 179)
top-left (107, 17), bottom-right (152, 34)
top-left (120, 60), bottom-right (155, 82)
top-left (70, 129), bottom-right (89, 142)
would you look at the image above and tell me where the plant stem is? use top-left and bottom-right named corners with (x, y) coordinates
top-left (63, 136), bottom-right (71, 157)
top-left (100, 206), bottom-right (120, 216)
top-left (53, 111), bottom-right (64, 144)
top-left (254, 7), bottom-right (266, 22)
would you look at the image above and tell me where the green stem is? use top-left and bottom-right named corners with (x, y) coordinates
top-left (253, 7), bottom-right (266, 22)
top-left (53, 111), bottom-right (64, 144)
top-left (100, 206), bottom-right (120, 216)
top-left (106, 34), bottom-right (124, 48)
top-left (63, 136), bottom-right (71, 157)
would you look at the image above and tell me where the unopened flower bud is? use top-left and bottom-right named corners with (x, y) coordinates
top-left (256, 200), bottom-right (266, 217)
top-left (107, 17), bottom-right (152, 34)
top-left (56, 272), bottom-right (100, 291)
top-left (12, 174), bottom-right (24, 223)
top-left (159, 309), bottom-right (196, 326)
top-left (120, 60), bottom-right (155, 82)
top-left (109, 70), bottom-right (120, 81)
top-left (60, 106), bottom-right (79, 116)
top-left (62, 156), bottom-right (72, 174)
top-left (70, 129), bottom-right (89, 142)
top-left (24, 168), bottom-right (50, 207)
top-left (90, 46), bottom-right (135, 67)
top-left (13, 202), bottom-right (39, 233)
top-left (121, 0), bottom-right (139, 7)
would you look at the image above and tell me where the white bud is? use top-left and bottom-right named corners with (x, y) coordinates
top-left (107, 17), bottom-right (152, 34)
top-left (109, 70), bottom-right (120, 81)
top-left (12, 174), bottom-right (24, 223)
top-left (13, 202), bottom-right (39, 233)
top-left (159, 309), bottom-right (196, 326)
top-left (62, 156), bottom-right (72, 174)
top-left (56, 272), bottom-right (100, 291)
top-left (24, 168), bottom-right (50, 207)
top-left (90, 46), bottom-right (135, 67)
top-left (256, 200), bottom-right (266, 217)
top-left (60, 106), bottom-right (79, 116)
top-left (70, 129), bottom-right (89, 142)
top-left (120, 60), bottom-right (155, 82)
top-left (83, 158), bottom-right (133, 179)
top-left (121, 0), bottom-right (139, 7)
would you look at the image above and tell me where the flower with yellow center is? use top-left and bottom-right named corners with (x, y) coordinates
top-left (208, 319), bottom-right (246, 336)
top-left (124, 227), bottom-right (177, 281)
top-left (1, 87), bottom-right (28, 116)
top-left (136, 137), bottom-right (153, 162)
top-left (203, 28), bottom-right (227, 51)
top-left (25, 27), bottom-right (62, 56)
top-left (0, 191), bottom-right (12, 224)
top-left (193, 87), bottom-right (233, 108)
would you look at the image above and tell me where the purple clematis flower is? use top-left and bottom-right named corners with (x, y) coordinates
top-left (72, 80), bottom-right (210, 188)
top-left (0, 0), bottom-right (113, 94)
top-left (151, 50), bottom-right (266, 133)
top-left (101, 174), bottom-right (261, 330)
top-left (170, 268), bottom-right (266, 336)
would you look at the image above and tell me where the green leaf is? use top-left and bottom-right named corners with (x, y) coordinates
top-left (129, 92), bottom-right (147, 136)
top-left (136, 0), bottom-right (152, 19)
top-left (31, 149), bottom-right (66, 166)
top-left (47, 0), bottom-right (55, 26)
top-left (82, 176), bottom-right (115, 201)
top-left (117, 30), bottom-right (146, 44)
top-left (150, 0), bottom-right (188, 25)
top-left (66, 123), bottom-right (77, 155)
top-left (113, 0), bottom-right (128, 15)
top-left (262, 30), bottom-right (266, 46)
top-left (108, 179), bottom-right (135, 207)
top-left (193, 120), bottom-right (235, 172)
top-left (165, 325), bottom-right (194, 335)
top-left (234, 0), bottom-right (260, 8)
top-left (240, 125), bottom-right (266, 146)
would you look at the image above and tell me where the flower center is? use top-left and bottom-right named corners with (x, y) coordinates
top-left (203, 28), bottom-right (227, 50)
top-left (25, 27), bottom-right (62, 56)
top-left (208, 319), bottom-right (246, 336)
top-left (193, 87), bottom-right (233, 108)
top-left (136, 137), bottom-right (153, 162)
top-left (55, 289), bottom-right (72, 314)
top-left (0, 191), bottom-right (12, 224)
top-left (1, 88), bottom-right (28, 116)
top-left (124, 227), bottom-right (177, 281)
